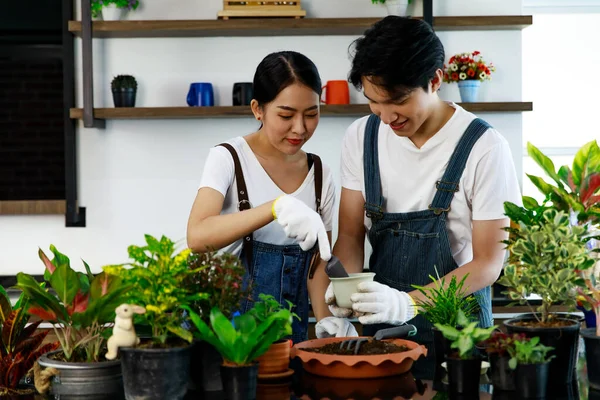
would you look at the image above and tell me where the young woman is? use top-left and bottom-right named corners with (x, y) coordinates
top-left (187, 51), bottom-right (357, 343)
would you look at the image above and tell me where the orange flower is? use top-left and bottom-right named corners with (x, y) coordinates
top-left (451, 72), bottom-right (459, 81)
top-left (467, 69), bottom-right (475, 77)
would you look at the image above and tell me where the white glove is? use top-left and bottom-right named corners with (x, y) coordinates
top-left (273, 195), bottom-right (331, 261)
top-left (315, 316), bottom-right (358, 338)
top-left (324, 282), bottom-right (354, 318)
top-left (350, 281), bottom-right (417, 326)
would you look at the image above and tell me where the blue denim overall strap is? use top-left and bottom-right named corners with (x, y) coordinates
top-left (240, 241), bottom-right (312, 344)
top-left (361, 114), bottom-right (494, 379)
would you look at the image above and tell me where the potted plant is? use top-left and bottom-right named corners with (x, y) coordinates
top-left (110, 75), bottom-right (137, 108)
top-left (91, 0), bottom-right (140, 20)
top-left (507, 336), bottom-right (554, 398)
top-left (499, 205), bottom-right (596, 386)
top-left (13, 245), bottom-right (130, 396)
top-left (412, 272), bottom-right (480, 380)
top-left (434, 310), bottom-right (496, 394)
top-left (370, 0), bottom-right (411, 16)
top-left (442, 51), bottom-right (495, 103)
top-left (103, 234), bottom-right (208, 400)
top-left (182, 294), bottom-right (296, 400)
top-left (185, 250), bottom-right (250, 391)
top-left (577, 273), bottom-right (600, 390)
top-left (481, 331), bottom-right (526, 391)
top-left (0, 285), bottom-right (59, 396)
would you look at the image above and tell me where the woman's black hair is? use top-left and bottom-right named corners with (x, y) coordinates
top-left (253, 51), bottom-right (322, 107)
top-left (348, 16), bottom-right (445, 99)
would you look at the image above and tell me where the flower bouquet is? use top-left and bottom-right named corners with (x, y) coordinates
top-left (443, 51), bottom-right (495, 102)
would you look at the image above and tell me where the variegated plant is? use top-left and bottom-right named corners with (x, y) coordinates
top-left (527, 140), bottom-right (600, 226)
top-left (14, 246), bottom-right (130, 362)
top-left (0, 286), bottom-right (58, 394)
top-left (103, 234), bottom-right (208, 346)
top-left (498, 208), bottom-right (597, 324)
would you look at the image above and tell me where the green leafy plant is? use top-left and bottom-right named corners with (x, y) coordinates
top-left (111, 75), bottom-right (137, 90)
top-left (412, 272), bottom-right (480, 327)
top-left (526, 140), bottom-right (600, 226)
top-left (91, 0), bottom-right (140, 19)
top-left (0, 286), bottom-right (59, 394)
top-left (434, 310), bottom-right (496, 359)
top-left (507, 336), bottom-right (554, 369)
top-left (182, 294), bottom-right (296, 366)
top-left (185, 250), bottom-right (250, 323)
top-left (103, 234), bottom-right (208, 346)
top-left (14, 246), bottom-right (129, 362)
top-left (498, 207), bottom-right (597, 325)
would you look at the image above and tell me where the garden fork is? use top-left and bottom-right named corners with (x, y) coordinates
top-left (339, 324), bottom-right (418, 355)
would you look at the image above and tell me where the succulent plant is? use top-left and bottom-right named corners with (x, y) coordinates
top-left (111, 75), bottom-right (137, 90)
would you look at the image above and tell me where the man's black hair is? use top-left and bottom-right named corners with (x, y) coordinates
top-left (348, 16), bottom-right (445, 99)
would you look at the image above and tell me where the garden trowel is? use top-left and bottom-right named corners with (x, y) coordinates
top-left (325, 254), bottom-right (350, 278)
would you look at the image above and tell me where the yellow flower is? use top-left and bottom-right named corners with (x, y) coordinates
top-left (146, 305), bottom-right (162, 314)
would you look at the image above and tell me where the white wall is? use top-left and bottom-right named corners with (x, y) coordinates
top-left (0, 0), bottom-right (524, 274)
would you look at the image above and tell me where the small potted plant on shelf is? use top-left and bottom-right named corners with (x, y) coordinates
top-left (91, 0), bottom-right (140, 21)
top-left (443, 51), bottom-right (495, 103)
top-left (481, 331), bottom-right (526, 391)
top-left (185, 250), bottom-right (251, 392)
top-left (102, 234), bottom-right (208, 400)
top-left (499, 205), bottom-right (596, 387)
top-left (182, 294), bottom-right (296, 400)
top-left (14, 245), bottom-right (130, 397)
top-left (0, 285), bottom-right (59, 396)
top-left (435, 310), bottom-right (496, 395)
top-left (370, 0), bottom-right (412, 16)
top-left (412, 272), bottom-right (480, 380)
top-left (111, 74), bottom-right (137, 108)
top-left (507, 336), bottom-right (554, 398)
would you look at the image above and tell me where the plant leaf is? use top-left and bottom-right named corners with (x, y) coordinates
top-left (49, 263), bottom-right (80, 306)
top-left (572, 140), bottom-right (600, 187)
top-left (38, 248), bottom-right (56, 274)
top-left (14, 273), bottom-right (67, 322)
top-left (167, 325), bottom-right (193, 343)
top-left (527, 142), bottom-right (563, 188)
top-left (581, 173), bottom-right (600, 206)
top-left (0, 289), bottom-right (11, 327)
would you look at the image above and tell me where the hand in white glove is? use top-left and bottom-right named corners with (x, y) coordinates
top-left (324, 282), bottom-right (354, 318)
top-left (273, 195), bottom-right (331, 261)
top-left (315, 316), bottom-right (358, 338)
top-left (350, 281), bottom-right (417, 326)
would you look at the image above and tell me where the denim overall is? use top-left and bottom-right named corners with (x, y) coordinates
top-left (218, 143), bottom-right (323, 345)
top-left (361, 115), bottom-right (494, 379)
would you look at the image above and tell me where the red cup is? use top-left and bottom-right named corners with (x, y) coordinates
top-left (321, 80), bottom-right (350, 105)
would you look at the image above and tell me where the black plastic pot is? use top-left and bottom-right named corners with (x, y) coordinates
top-left (433, 327), bottom-right (453, 381)
top-left (489, 353), bottom-right (515, 391)
top-left (120, 343), bottom-right (191, 400)
top-left (445, 356), bottom-right (482, 394)
top-left (504, 315), bottom-right (579, 387)
top-left (515, 362), bottom-right (549, 398)
top-left (220, 363), bottom-right (258, 400)
top-left (582, 328), bottom-right (600, 391)
top-left (189, 339), bottom-right (223, 392)
top-left (112, 88), bottom-right (136, 107)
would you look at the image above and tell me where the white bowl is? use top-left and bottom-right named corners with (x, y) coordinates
top-left (329, 272), bottom-right (376, 309)
top-left (441, 360), bottom-right (490, 375)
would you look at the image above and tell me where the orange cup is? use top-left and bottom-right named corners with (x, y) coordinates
top-left (321, 80), bottom-right (350, 105)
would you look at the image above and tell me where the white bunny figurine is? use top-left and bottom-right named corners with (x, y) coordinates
top-left (105, 303), bottom-right (146, 360)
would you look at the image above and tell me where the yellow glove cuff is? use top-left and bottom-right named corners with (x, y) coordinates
top-left (409, 294), bottom-right (419, 316)
top-left (272, 196), bottom-right (283, 220)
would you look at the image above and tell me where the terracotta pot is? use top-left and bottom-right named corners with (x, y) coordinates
top-left (257, 339), bottom-right (291, 375)
top-left (291, 337), bottom-right (427, 379)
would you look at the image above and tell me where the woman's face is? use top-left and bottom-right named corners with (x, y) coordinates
top-left (252, 82), bottom-right (320, 155)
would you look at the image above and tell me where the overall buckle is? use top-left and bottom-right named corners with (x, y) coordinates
top-left (428, 204), bottom-right (451, 215)
top-left (435, 180), bottom-right (459, 193)
top-left (364, 204), bottom-right (384, 220)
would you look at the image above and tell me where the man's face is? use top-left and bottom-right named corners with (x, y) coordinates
top-left (361, 74), bottom-right (440, 138)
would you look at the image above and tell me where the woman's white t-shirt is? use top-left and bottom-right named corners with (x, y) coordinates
top-left (199, 136), bottom-right (337, 258)
top-left (340, 102), bottom-right (523, 267)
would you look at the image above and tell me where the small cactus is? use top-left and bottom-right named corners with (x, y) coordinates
top-left (111, 75), bottom-right (137, 90)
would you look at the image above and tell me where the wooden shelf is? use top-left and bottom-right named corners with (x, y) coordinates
top-left (68, 16), bottom-right (532, 38)
top-left (70, 103), bottom-right (533, 120)
top-left (0, 200), bottom-right (66, 215)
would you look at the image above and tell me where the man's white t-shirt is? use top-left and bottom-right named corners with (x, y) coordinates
top-left (340, 102), bottom-right (522, 267)
top-left (199, 136), bottom-right (337, 258)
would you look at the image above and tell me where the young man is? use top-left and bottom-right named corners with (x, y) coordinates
top-left (317, 16), bottom-right (522, 378)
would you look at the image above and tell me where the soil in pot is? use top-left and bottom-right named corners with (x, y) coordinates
top-left (505, 315), bottom-right (579, 387)
top-left (220, 362), bottom-right (258, 400)
top-left (515, 362), bottom-right (549, 398)
top-left (303, 340), bottom-right (409, 356)
top-left (120, 338), bottom-right (191, 400)
top-left (581, 328), bottom-right (600, 391)
top-left (445, 355), bottom-right (482, 395)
